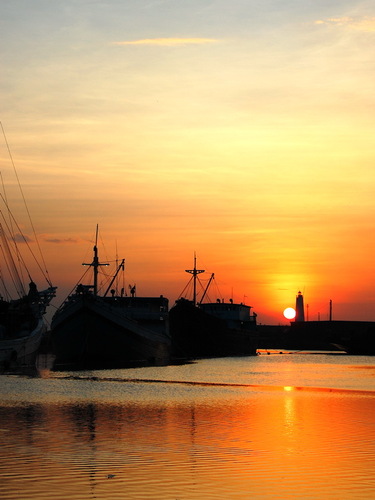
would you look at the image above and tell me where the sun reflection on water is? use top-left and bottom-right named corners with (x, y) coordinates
top-left (283, 386), bottom-right (295, 391)
top-left (1, 356), bottom-right (375, 499)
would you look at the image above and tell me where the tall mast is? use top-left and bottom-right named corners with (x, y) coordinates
top-left (82, 225), bottom-right (108, 296)
top-left (185, 253), bottom-right (204, 306)
top-left (93, 227), bottom-right (99, 296)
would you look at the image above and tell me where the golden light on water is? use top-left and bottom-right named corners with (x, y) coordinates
top-left (283, 307), bottom-right (296, 320)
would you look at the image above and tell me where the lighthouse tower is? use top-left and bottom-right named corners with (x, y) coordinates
top-left (295, 291), bottom-right (305, 322)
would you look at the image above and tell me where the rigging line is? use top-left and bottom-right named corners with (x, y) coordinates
top-left (0, 210), bottom-right (32, 288)
top-left (98, 228), bottom-right (112, 273)
top-left (178, 274), bottom-right (206, 301)
top-left (0, 201), bottom-right (46, 283)
top-left (0, 122), bottom-right (53, 287)
top-left (56, 266), bottom-right (92, 310)
top-left (0, 194), bottom-right (28, 288)
top-left (0, 267), bottom-right (11, 301)
top-left (0, 171), bottom-right (19, 264)
top-left (0, 172), bottom-right (10, 225)
top-left (178, 275), bottom-right (194, 299)
top-left (0, 242), bottom-right (17, 299)
top-left (0, 222), bottom-right (26, 297)
top-left (0, 170), bottom-right (31, 287)
top-left (209, 274), bottom-right (224, 301)
top-left (97, 257), bottom-right (125, 295)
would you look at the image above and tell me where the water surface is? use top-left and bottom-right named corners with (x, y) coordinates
top-left (1, 353), bottom-right (374, 499)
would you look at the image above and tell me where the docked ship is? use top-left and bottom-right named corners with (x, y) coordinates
top-left (0, 280), bottom-right (56, 371)
top-left (170, 256), bottom-right (257, 360)
top-left (0, 128), bottom-right (56, 370)
top-left (51, 228), bottom-right (171, 369)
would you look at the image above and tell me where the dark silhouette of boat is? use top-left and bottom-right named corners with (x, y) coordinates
top-left (0, 125), bottom-right (56, 370)
top-left (51, 227), bottom-right (171, 369)
top-left (170, 256), bottom-right (258, 360)
top-left (0, 282), bottom-right (56, 370)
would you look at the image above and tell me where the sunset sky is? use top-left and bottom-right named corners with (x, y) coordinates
top-left (1, 0), bottom-right (375, 324)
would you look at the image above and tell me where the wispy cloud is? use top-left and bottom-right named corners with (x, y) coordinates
top-left (315, 16), bottom-right (375, 32)
top-left (44, 237), bottom-right (78, 244)
top-left (11, 233), bottom-right (32, 243)
top-left (112, 37), bottom-right (219, 47)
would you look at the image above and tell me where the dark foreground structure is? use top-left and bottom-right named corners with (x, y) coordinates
top-left (51, 229), bottom-right (170, 369)
top-left (170, 256), bottom-right (258, 360)
top-left (170, 297), bottom-right (258, 359)
top-left (257, 291), bottom-right (375, 354)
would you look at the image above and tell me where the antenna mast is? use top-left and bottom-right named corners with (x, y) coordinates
top-left (185, 253), bottom-right (204, 306)
top-left (82, 225), bottom-right (109, 296)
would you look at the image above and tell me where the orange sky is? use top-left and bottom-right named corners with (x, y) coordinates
top-left (1, 2), bottom-right (375, 324)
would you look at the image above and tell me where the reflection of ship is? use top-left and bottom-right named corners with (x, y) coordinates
top-left (51, 227), bottom-right (171, 369)
top-left (0, 128), bottom-right (56, 370)
top-left (170, 256), bottom-right (257, 359)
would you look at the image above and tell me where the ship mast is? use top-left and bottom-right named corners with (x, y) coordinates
top-left (185, 253), bottom-right (204, 306)
top-left (82, 225), bottom-right (108, 296)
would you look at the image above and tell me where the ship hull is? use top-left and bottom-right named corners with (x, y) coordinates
top-left (0, 319), bottom-right (46, 370)
top-left (51, 295), bottom-right (171, 369)
top-left (170, 299), bottom-right (257, 360)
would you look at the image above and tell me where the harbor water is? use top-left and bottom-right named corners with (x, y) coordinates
top-left (1, 352), bottom-right (375, 499)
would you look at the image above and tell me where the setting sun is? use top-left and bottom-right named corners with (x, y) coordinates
top-left (283, 308), bottom-right (296, 320)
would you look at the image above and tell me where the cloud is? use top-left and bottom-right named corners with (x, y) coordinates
top-left (12, 233), bottom-right (32, 243)
top-left (112, 37), bottom-right (219, 46)
top-left (44, 237), bottom-right (78, 244)
top-left (315, 16), bottom-right (375, 32)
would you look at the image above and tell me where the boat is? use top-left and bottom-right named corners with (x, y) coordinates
top-left (0, 125), bottom-right (56, 370)
top-left (0, 283), bottom-right (56, 370)
top-left (51, 227), bottom-right (171, 369)
top-left (170, 256), bottom-right (258, 360)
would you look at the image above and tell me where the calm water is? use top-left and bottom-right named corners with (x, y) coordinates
top-left (1, 352), bottom-right (375, 499)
